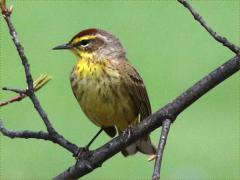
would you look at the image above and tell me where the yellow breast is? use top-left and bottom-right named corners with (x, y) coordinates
top-left (70, 59), bottom-right (138, 131)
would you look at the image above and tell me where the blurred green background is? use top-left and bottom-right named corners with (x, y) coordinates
top-left (0, 0), bottom-right (239, 179)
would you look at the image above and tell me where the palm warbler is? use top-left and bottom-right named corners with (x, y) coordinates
top-left (53, 28), bottom-right (156, 156)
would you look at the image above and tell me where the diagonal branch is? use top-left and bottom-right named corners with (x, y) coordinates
top-left (0, 0), bottom-right (79, 155)
top-left (0, 93), bottom-right (26, 106)
top-left (3, 12), bottom-right (56, 134)
top-left (178, 0), bottom-right (240, 55)
top-left (0, 1), bottom-right (57, 135)
top-left (150, 1), bottom-right (240, 178)
top-left (1, 0), bottom-right (240, 179)
top-left (54, 56), bottom-right (240, 179)
top-left (152, 119), bottom-right (171, 180)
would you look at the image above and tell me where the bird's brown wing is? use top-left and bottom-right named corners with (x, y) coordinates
top-left (120, 62), bottom-right (151, 121)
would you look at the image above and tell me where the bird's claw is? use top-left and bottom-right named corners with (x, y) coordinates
top-left (123, 125), bottom-right (133, 139)
top-left (74, 147), bottom-right (89, 161)
top-left (148, 154), bottom-right (157, 162)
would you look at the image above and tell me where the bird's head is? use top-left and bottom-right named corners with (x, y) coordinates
top-left (53, 28), bottom-right (126, 60)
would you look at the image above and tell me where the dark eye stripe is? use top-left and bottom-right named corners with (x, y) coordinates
top-left (74, 39), bottom-right (91, 47)
top-left (81, 40), bottom-right (90, 46)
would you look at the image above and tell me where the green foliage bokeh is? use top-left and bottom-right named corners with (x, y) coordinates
top-left (0, 0), bottom-right (239, 179)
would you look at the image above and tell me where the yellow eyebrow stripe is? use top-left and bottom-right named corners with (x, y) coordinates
top-left (71, 35), bottom-right (96, 44)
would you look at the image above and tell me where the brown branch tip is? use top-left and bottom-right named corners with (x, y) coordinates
top-left (0, 0), bottom-right (13, 17)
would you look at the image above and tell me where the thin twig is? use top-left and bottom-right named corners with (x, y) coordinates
top-left (0, 94), bottom-right (26, 106)
top-left (2, 87), bottom-right (26, 94)
top-left (0, 121), bottom-right (79, 154)
top-left (152, 119), bottom-right (171, 180)
top-left (0, 0), bottom-right (12, 17)
top-left (1, 74), bottom-right (52, 107)
top-left (178, 0), bottom-right (240, 55)
top-left (0, 121), bottom-right (50, 139)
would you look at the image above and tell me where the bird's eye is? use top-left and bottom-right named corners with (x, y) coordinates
top-left (80, 39), bottom-right (90, 46)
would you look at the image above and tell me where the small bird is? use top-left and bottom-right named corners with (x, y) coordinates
top-left (53, 28), bottom-right (156, 157)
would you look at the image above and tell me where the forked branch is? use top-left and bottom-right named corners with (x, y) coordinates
top-left (0, 74), bottom-right (51, 107)
top-left (178, 0), bottom-right (240, 54)
top-left (55, 55), bottom-right (240, 179)
top-left (151, 1), bottom-right (240, 178)
top-left (0, 0), bottom-right (78, 155)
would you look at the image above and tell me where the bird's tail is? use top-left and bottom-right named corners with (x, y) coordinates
top-left (121, 134), bottom-right (156, 157)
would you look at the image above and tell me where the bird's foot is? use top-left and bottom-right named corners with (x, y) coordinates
top-left (123, 125), bottom-right (134, 139)
top-left (74, 146), bottom-right (90, 161)
top-left (148, 154), bottom-right (157, 162)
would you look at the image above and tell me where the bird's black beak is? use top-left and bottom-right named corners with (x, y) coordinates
top-left (52, 43), bottom-right (72, 50)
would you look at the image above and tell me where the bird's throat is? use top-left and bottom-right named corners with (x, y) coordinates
top-left (75, 58), bottom-right (106, 78)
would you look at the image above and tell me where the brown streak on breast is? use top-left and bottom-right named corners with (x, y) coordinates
top-left (96, 77), bottom-right (100, 83)
top-left (102, 67), bottom-right (107, 74)
top-left (77, 90), bottom-right (85, 102)
top-left (102, 93), bottom-right (109, 103)
top-left (105, 72), bottom-right (111, 81)
top-left (109, 84), bottom-right (119, 99)
top-left (97, 87), bottom-right (102, 96)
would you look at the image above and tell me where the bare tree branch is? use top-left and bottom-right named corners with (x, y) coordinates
top-left (1, 0), bottom-right (239, 179)
top-left (152, 119), bottom-right (171, 180)
top-left (0, 0), bottom-right (79, 155)
top-left (56, 0), bottom-right (240, 175)
top-left (178, 0), bottom-right (240, 54)
top-left (0, 121), bottom-right (50, 139)
top-left (3, 13), bottom-right (56, 134)
top-left (0, 121), bottom-right (79, 154)
top-left (54, 55), bottom-right (240, 179)
top-left (150, 1), bottom-right (240, 178)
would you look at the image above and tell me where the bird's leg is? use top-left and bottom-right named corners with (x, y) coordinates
top-left (124, 124), bottom-right (134, 139)
top-left (85, 127), bottom-right (104, 149)
top-left (75, 127), bottom-right (104, 159)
